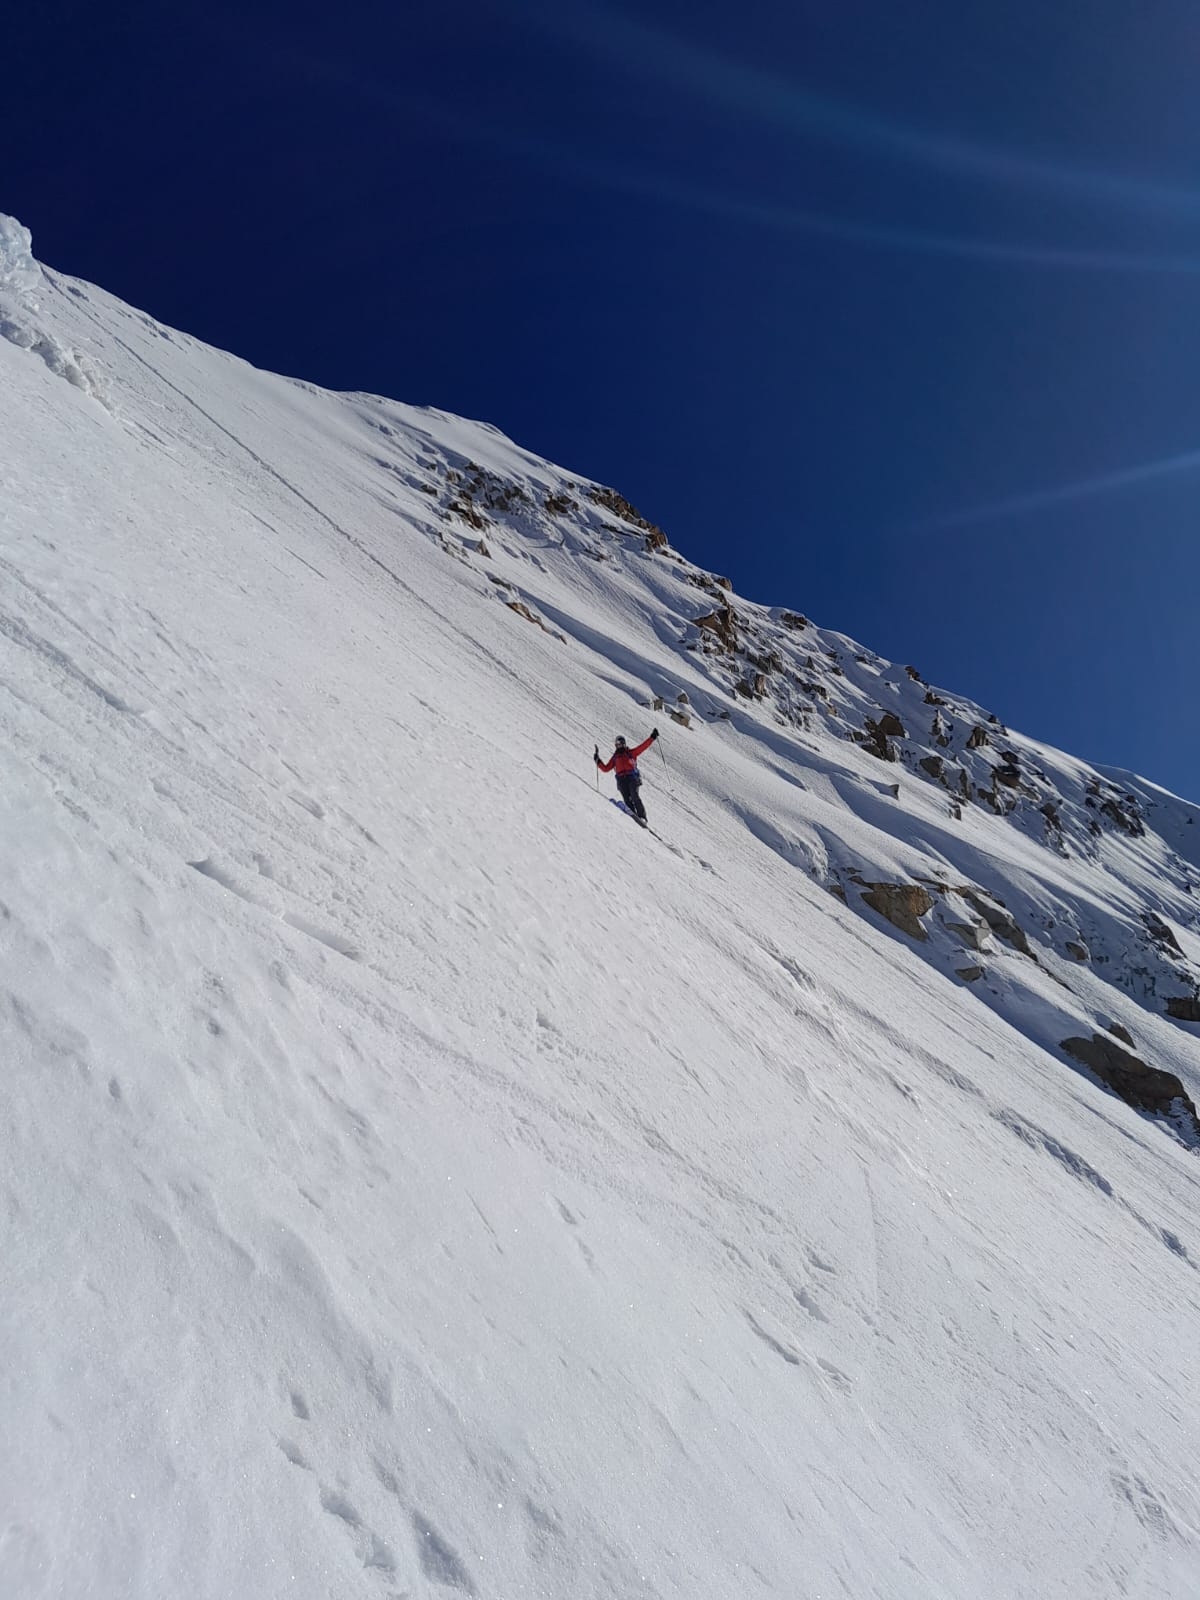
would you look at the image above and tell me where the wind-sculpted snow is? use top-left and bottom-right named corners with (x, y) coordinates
top-left (3, 214), bottom-right (1200, 1598)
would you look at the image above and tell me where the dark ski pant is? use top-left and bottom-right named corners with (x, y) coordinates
top-left (617, 772), bottom-right (647, 822)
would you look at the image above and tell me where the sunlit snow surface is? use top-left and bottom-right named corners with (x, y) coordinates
top-left (2, 221), bottom-right (1200, 1599)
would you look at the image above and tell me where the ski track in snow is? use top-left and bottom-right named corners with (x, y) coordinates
top-left (1, 217), bottom-right (1200, 1598)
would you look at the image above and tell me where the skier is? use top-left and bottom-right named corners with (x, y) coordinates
top-left (595, 729), bottom-right (659, 826)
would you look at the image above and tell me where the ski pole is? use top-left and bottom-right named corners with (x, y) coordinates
top-left (657, 735), bottom-right (674, 795)
top-left (594, 744), bottom-right (600, 791)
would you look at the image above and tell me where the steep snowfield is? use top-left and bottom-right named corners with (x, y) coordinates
top-left (3, 215), bottom-right (1200, 1599)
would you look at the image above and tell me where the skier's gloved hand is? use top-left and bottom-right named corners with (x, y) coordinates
top-left (593, 745), bottom-right (601, 764)
top-left (651, 727), bottom-right (659, 740)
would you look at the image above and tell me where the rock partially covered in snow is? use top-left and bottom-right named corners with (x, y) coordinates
top-left (0, 214), bottom-right (43, 300)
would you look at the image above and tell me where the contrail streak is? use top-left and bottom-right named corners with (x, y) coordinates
top-left (911, 449), bottom-right (1200, 531)
top-left (546, 1), bottom-right (1200, 220)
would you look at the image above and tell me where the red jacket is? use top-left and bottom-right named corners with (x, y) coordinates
top-left (598, 735), bottom-right (654, 775)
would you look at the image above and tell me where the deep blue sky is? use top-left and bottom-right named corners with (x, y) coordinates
top-left (7, 1), bottom-right (1199, 796)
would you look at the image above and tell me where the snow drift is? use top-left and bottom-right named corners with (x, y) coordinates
top-left (2, 215), bottom-right (1200, 1599)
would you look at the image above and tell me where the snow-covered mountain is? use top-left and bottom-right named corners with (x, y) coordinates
top-left (3, 212), bottom-right (1199, 1599)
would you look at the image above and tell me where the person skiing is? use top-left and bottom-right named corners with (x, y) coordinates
top-left (595, 729), bottom-right (659, 826)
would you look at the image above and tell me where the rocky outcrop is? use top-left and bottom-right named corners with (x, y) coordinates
top-left (862, 712), bottom-right (906, 762)
top-left (587, 485), bottom-right (667, 545)
top-left (946, 921), bottom-right (990, 953)
top-left (1166, 997), bottom-right (1200, 1022)
top-left (966, 725), bottom-right (990, 750)
top-left (505, 601), bottom-right (564, 641)
top-left (960, 890), bottom-right (1034, 958)
top-left (1061, 1033), bottom-right (1199, 1129)
top-left (1144, 913), bottom-right (1184, 956)
top-left (956, 966), bottom-right (985, 983)
top-left (860, 883), bottom-right (934, 940)
top-left (693, 601), bottom-right (739, 653)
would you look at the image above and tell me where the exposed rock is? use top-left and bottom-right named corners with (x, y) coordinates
top-left (668, 708), bottom-right (691, 728)
top-left (862, 712), bottom-right (907, 762)
top-left (861, 883), bottom-right (934, 941)
top-left (779, 611), bottom-right (809, 630)
top-left (1107, 1021), bottom-right (1136, 1047)
top-left (904, 665), bottom-right (924, 683)
top-left (1166, 997), bottom-right (1200, 1022)
top-left (505, 601), bottom-right (564, 641)
top-left (1144, 912), bottom-right (1184, 956)
top-left (448, 498), bottom-right (488, 530)
top-left (544, 492), bottom-right (576, 515)
top-left (919, 755), bottom-right (945, 783)
top-left (961, 890), bottom-right (1034, 958)
top-left (966, 725), bottom-right (990, 750)
top-left (923, 688), bottom-right (947, 707)
top-left (1065, 941), bottom-right (1089, 962)
top-left (587, 484), bottom-right (666, 543)
top-left (931, 712), bottom-right (951, 747)
top-left (693, 601), bottom-right (739, 653)
top-left (946, 921), bottom-right (989, 953)
top-left (1061, 1033), bottom-right (1199, 1127)
top-left (956, 966), bottom-right (985, 983)
top-left (652, 695), bottom-right (665, 711)
top-left (644, 529), bottom-right (669, 552)
top-left (677, 691), bottom-right (690, 705)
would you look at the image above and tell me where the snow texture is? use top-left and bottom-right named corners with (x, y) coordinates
top-left (2, 213), bottom-right (1200, 1599)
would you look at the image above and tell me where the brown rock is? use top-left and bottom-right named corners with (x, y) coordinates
top-left (919, 755), bottom-right (945, 783)
top-left (946, 921), bottom-right (989, 953)
top-left (862, 712), bottom-right (907, 762)
top-left (956, 966), bottom-right (985, 983)
top-left (1065, 941), bottom-right (1089, 962)
top-left (587, 484), bottom-right (666, 542)
top-left (1107, 1022), bottom-right (1135, 1047)
top-left (961, 890), bottom-right (1034, 958)
top-left (861, 883), bottom-right (934, 941)
top-left (1144, 913), bottom-right (1184, 955)
top-left (505, 601), bottom-right (564, 641)
top-left (1166, 997), bottom-right (1200, 1022)
top-left (966, 725), bottom-right (990, 750)
top-left (1061, 1033), bottom-right (1199, 1126)
top-left (693, 602), bottom-right (739, 653)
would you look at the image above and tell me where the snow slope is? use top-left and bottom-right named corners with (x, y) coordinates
top-left (3, 213), bottom-right (1200, 1599)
